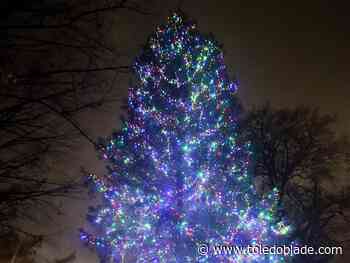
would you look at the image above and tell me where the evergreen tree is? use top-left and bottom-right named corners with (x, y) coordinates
top-left (81, 13), bottom-right (294, 263)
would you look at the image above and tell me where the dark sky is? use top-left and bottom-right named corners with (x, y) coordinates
top-left (183, 0), bottom-right (350, 134)
top-left (36, 1), bottom-right (350, 262)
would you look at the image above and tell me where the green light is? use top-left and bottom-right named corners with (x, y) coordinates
top-left (182, 144), bottom-right (190, 152)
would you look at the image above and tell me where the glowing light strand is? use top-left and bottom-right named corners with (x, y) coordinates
top-left (81, 12), bottom-right (295, 263)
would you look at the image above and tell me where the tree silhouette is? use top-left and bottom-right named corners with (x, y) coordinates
top-left (239, 104), bottom-right (350, 262)
top-left (0, 0), bottom-right (150, 260)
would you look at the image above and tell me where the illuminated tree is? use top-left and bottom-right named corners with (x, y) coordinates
top-left (81, 13), bottom-right (294, 263)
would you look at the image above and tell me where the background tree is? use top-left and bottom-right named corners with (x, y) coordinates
top-left (238, 104), bottom-right (350, 262)
top-left (0, 0), bottom-right (149, 260)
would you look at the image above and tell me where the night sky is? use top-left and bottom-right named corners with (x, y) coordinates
top-left (35, 1), bottom-right (349, 262)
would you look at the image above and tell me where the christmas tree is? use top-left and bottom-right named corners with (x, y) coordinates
top-left (81, 13), bottom-right (294, 263)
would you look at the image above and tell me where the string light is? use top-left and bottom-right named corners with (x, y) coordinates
top-left (80, 12), bottom-right (294, 262)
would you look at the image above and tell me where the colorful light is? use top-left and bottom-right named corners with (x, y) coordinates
top-left (81, 12), bottom-right (294, 262)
